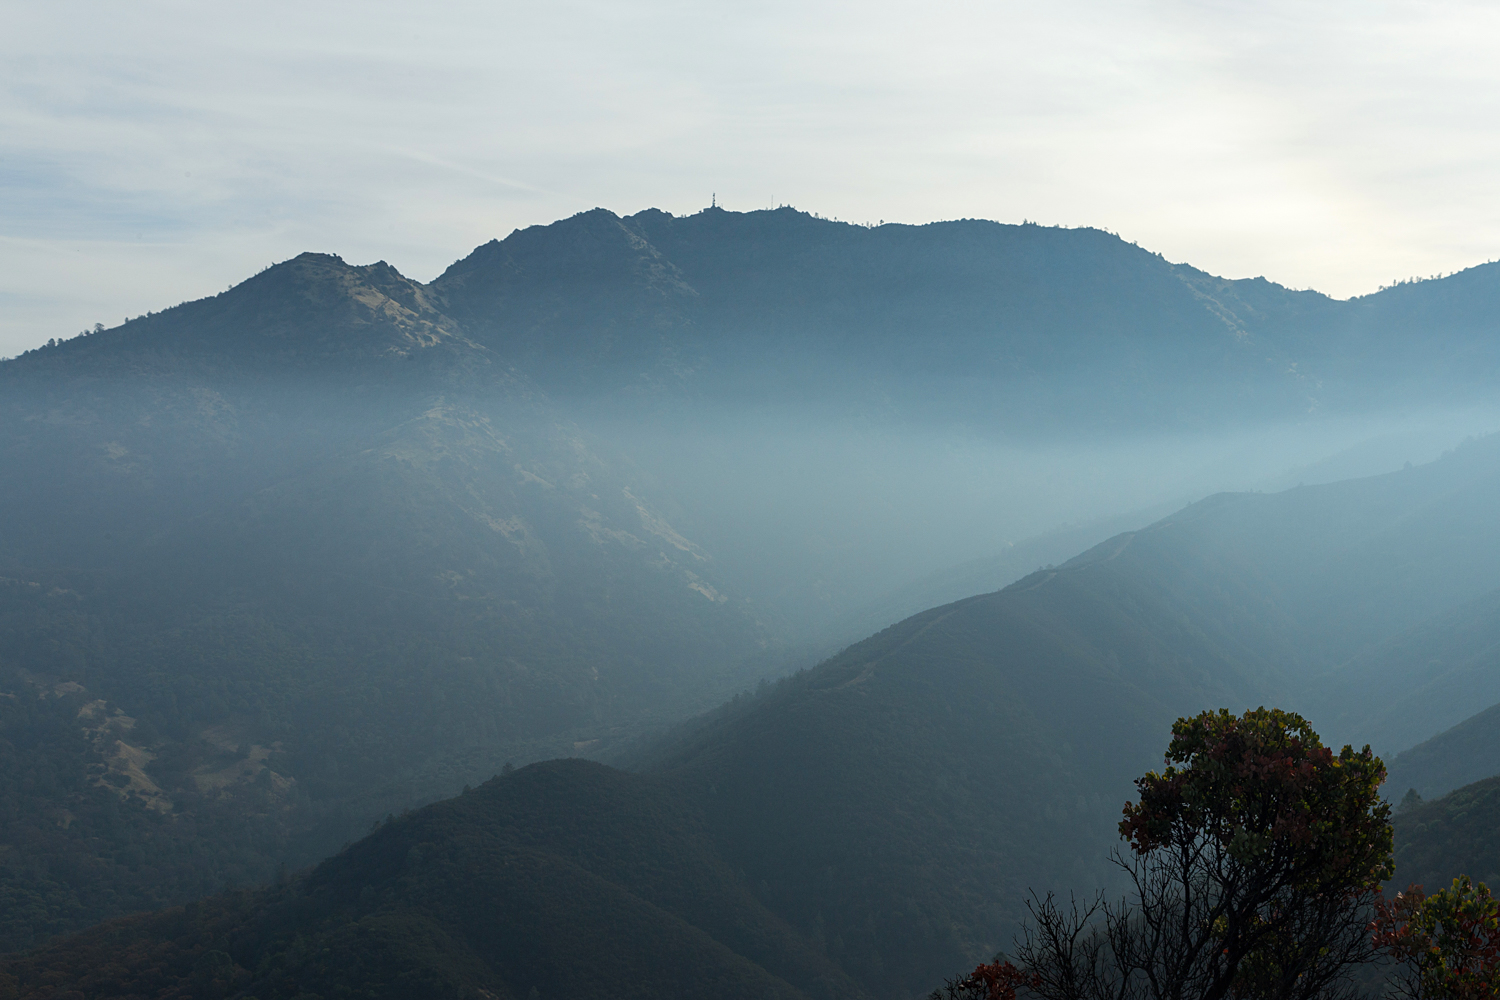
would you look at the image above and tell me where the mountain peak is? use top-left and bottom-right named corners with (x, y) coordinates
top-left (4, 253), bottom-right (486, 379)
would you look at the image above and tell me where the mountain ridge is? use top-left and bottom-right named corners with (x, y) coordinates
top-left (3, 204), bottom-right (1500, 967)
top-left (10, 437), bottom-right (1500, 994)
top-left (13, 206), bottom-right (1500, 430)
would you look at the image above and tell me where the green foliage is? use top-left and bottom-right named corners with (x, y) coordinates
top-left (996, 709), bottom-right (1393, 1000)
top-left (1374, 876), bottom-right (1500, 999)
top-left (1121, 707), bottom-right (1393, 893)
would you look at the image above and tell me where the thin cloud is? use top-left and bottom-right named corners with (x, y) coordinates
top-left (383, 148), bottom-right (551, 196)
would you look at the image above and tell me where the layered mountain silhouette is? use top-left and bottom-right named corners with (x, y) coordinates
top-left (1385, 680), bottom-right (1500, 802)
top-left (0, 251), bottom-right (775, 952)
top-left (4, 206), bottom-right (1500, 975)
top-left (12, 437), bottom-right (1500, 996)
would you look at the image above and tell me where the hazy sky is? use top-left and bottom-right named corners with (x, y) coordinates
top-left (4, 0), bottom-right (1499, 356)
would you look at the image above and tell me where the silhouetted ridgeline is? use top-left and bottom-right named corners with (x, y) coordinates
top-left (429, 208), bottom-right (1500, 421)
top-left (23, 207), bottom-right (1500, 419)
top-left (5, 208), bottom-right (1500, 992)
top-left (12, 436), bottom-right (1500, 996)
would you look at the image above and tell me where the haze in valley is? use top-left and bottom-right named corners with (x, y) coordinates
top-left (5, 5), bottom-right (1500, 1000)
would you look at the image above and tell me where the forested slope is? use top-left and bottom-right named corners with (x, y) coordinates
top-left (0, 254), bottom-right (773, 952)
top-left (1392, 775), bottom-right (1500, 892)
top-left (0, 760), bottom-right (865, 1000)
top-left (13, 436), bottom-right (1500, 997)
top-left (5, 205), bottom-right (1500, 964)
top-left (622, 433), bottom-right (1500, 995)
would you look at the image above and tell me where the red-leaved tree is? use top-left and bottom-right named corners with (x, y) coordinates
top-left (928, 959), bottom-right (1039, 1000)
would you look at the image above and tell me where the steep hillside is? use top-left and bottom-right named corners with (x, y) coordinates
top-left (1325, 587), bottom-right (1500, 760)
top-left (11, 436), bottom-right (1500, 996)
top-left (1391, 775), bottom-right (1500, 892)
top-left (0, 254), bottom-right (777, 952)
top-left (1385, 693), bottom-right (1500, 801)
top-left (5, 207), bottom-right (1500, 963)
top-left (636, 568), bottom-right (1292, 996)
top-left (0, 760), bottom-right (866, 1000)
top-left (621, 435), bottom-right (1500, 994)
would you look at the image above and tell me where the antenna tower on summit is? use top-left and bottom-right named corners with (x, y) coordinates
top-left (712, 193), bottom-right (716, 208)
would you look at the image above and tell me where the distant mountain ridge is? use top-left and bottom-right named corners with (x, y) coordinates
top-left (12, 253), bottom-right (488, 379)
top-left (3, 205), bottom-right (1500, 964)
top-left (18, 206), bottom-right (1500, 410)
top-left (423, 207), bottom-right (1500, 422)
top-left (9, 434), bottom-right (1500, 996)
top-left (16, 433), bottom-right (1500, 998)
top-left (0, 249), bottom-right (781, 953)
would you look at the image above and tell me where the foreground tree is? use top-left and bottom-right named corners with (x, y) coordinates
top-left (1372, 876), bottom-right (1500, 999)
top-left (984, 708), bottom-right (1394, 1000)
top-left (929, 959), bottom-right (1039, 1000)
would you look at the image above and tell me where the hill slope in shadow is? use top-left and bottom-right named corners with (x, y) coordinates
top-left (6, 206), bottom-right (1500, 962)
top-left (13, 435), bottom-right (1500, 997)
top-left (0, 760), bottom-right (865, 1000)
top-left (0, 253), bottom-right (776, 953)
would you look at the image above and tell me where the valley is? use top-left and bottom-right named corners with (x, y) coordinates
top-left (3, 207), bottom-right (1500, 998)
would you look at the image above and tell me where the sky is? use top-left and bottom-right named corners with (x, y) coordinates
top-left (4, 0), bottom-right (1500, 357)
